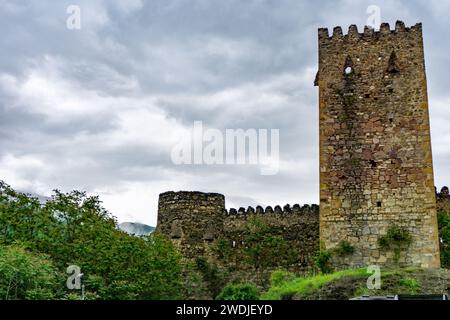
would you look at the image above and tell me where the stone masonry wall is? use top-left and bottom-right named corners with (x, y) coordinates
top-left (222, 204), bottom-right (319, 271)
top-left (156, 191), bottom-right (225, 258)
top-left (156, 191), bottom-right (319, 272)
top-left (316, 21), bottom-right (440, 268)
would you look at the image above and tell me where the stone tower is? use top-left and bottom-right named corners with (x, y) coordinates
top-left (316, 21), bottom-right (440, 268)
top-left (156, 191), bottom-right (225, 258)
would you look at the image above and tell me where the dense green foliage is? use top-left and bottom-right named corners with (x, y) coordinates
top-left (314, 249), bottom-right (333, 274)
top-left (438, 211), bottom-right (450, 268)
top-left (270, 270), bottom-right (296, 287)
top-left (216, 283), bottom-right (260, 300)
top-left (334, 240), bottom-right (355, 256)
top-left (378, 226), bottom-right (412, 263)
top-left (0, 245), bottom-right (61, 299)
top-left (0, 181), bottom-right (182, 300)
top-left (378, 226), bottom-right (413, 248)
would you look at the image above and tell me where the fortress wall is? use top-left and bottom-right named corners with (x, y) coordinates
top-left (157, 191), bottom-right (319, 271)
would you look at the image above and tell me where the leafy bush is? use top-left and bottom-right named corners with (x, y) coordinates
top-left (399, 277), bottom-right (419, 293)
top-left (0, 180), bottom-right (183, 300)
top-left (378, 226), bottom-right (412, 247)
top-left (377, 226), bottom-right (412, 263)
top-left (314, 249), bottom-right (333, 274)
top-left (0, 245), bottom-right (61, 300)
top-left (270, 270), bottom-right (296, 287)
top-left (334, 241), bottom-right (355, 256)
top-left (216, 283), bottom-right (259, 300)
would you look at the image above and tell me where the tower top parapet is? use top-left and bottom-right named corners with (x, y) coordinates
top-left (318, 21), bottom-right (421, 42)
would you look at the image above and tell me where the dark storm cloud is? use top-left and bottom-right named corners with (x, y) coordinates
top-left (0, 0), bottom-right (449, 225)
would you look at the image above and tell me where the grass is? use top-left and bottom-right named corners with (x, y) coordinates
top-left (260, 268), bottom-right (367, 300)
top-left (260, 267), bottom-right (421, 300)
top-left (403, 266), bottom-right (421, 273)
top-left (353, 286), bottom-right (370, 297)
top-left (398, 277), bottom-right (420, 293)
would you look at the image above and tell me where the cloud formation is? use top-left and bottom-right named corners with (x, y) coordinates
top-left (1, 0), bottom-right (449, 225)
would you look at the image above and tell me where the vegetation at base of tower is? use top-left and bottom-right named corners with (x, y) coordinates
top-left (333, 240), bottom-right (355, 256)
top-left (216, 283), bottom-right (260, 300)
top-left (261, 268), bottom-right (450, 300)
top-left (313, 241), bottom-right (354, 274)
top-left (261, 268), bottom-right (367, 300)
top-left (212, 217), bottom-right (298, 270)
top-left (0, 180), bottom-right (183, 300)
top-left (1, 178), bottom-right (448, 300)
top-left (270, 270), bottom-right (297, 287)
top-left (377, 226), bottom-right (413, 263)
top-left (398, 277), bottom-right (420, 293)
top-left (314, 249), bottom-right (333, 274)
top-left (437, 211), bottom-right (450, 268)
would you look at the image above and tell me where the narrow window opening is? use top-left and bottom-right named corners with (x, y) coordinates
top-left (370, 160), bottom-right (377, 168)
top-left (377, 201), bottom-right (382, 207)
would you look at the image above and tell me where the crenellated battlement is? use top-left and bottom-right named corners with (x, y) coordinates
top-left (225, 204), bottom-right (319, 216)
top-left (155, 191), bottom-right (320, 270)
top-left (318, 21), bottom-right (421, 42)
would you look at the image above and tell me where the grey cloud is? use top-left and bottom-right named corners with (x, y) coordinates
top-left (0, 0), bottom-right (449, 224)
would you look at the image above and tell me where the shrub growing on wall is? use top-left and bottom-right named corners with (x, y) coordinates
top-left (378, 226), bottom-right (412, 263)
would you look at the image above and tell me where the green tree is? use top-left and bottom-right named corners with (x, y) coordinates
top-left (0, 180), bottom-right (183, 300)
top-left (0, 245), bottom-right (61, 300)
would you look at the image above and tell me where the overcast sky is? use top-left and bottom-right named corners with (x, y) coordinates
top-left (1, 0), bottom-right (449, 226)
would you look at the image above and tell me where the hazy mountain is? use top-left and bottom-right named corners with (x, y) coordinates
top-left (17, 189), bottom-right (156, 237)
top-left (118, 222), bottom-right (155, 236)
